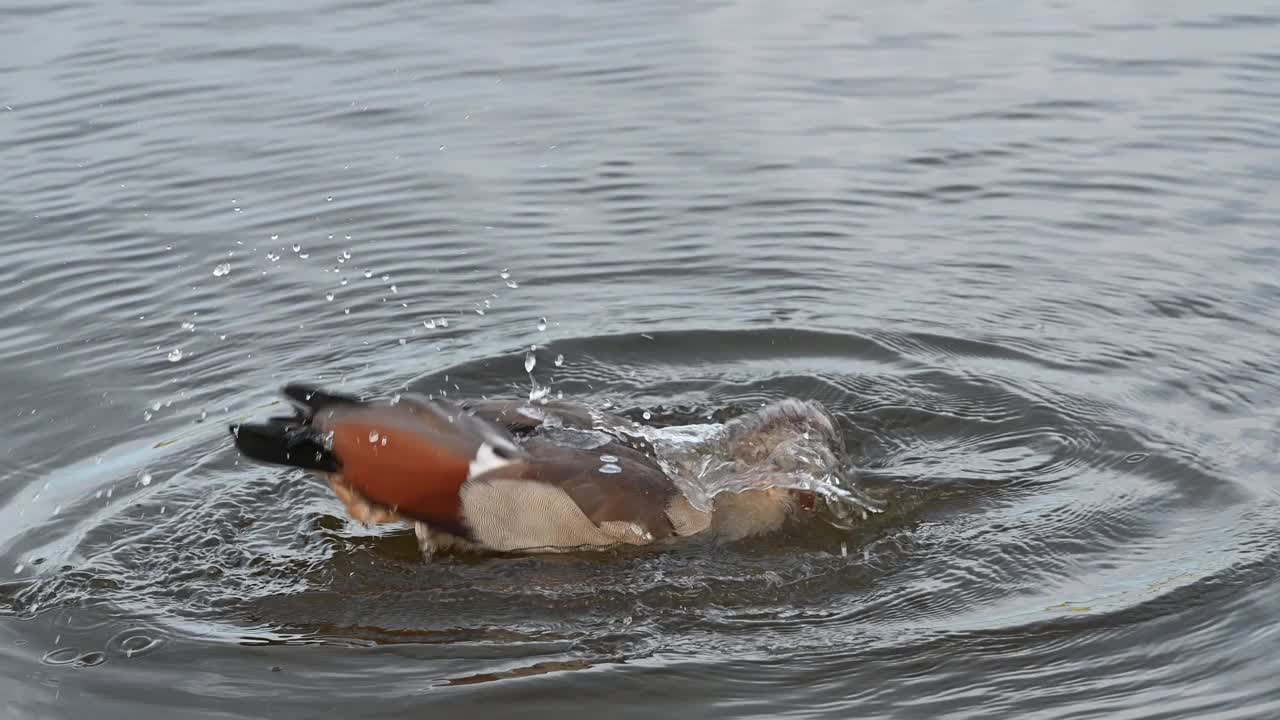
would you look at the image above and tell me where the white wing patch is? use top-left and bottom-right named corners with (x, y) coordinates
top-left (467, 441), bottom-right (514, 480)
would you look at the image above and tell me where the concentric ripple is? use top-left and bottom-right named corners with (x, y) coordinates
top-left (3, 328), bottom-right (1279, 719)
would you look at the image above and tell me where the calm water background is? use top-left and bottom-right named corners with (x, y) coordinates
top-left (3, 0), bottom-right (1280, 717)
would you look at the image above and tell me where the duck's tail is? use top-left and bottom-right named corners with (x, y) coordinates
top-left (228, 383), bottom-right (358, 472)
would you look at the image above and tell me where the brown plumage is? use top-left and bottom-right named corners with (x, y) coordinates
top-left (230, 383), bottom-right (830, 556)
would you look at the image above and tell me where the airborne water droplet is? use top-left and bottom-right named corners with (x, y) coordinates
top-left (598, 463), bottom-right (621, 475)
top-left (536, 317), bottom-right (547, 332)
top-left (499, 269), bottom-right (510, 279)
top-left (524, 351), bottom-right (536, 373)
top-left (554, 354), bottom-right (564, 367)
top-left (364, 270), bottom-right (373, 278)
top-left (212, 263), bottom-right (230, 277)
top-left (642, 410), bottom-right (652, 420)
top-left (139, 473), bottom-right (152, 487)
top-left (600, 454), bottom-right (618, 463)
top-left (167, 348), bottom-right (183, 362)
top-left (424, 319), bottom-right (435, 329)
top-left (506, 279), bottom-right (519, 289)
top-left (325, 292), bottom-right (335, 302)
top-left (368, 431), bottom-right (380, 443)
top-left (292, 243), bottom-right (301, 253)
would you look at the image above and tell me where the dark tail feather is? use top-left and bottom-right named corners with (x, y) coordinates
top-left (229, 420), bottom-right (339, 472)
top-left (282, 383), bottom-right (364, 415)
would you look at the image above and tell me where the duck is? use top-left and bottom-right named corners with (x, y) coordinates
top-left (228, 383), bottom-right (849, 557)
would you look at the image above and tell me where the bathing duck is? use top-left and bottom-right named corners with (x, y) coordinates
top-left (229, 384), bottom-right (846, 556)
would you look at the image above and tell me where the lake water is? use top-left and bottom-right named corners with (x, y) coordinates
top-left (3, 0), bottom-right (1280, 717)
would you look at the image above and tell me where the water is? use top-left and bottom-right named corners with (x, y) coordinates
top-left (3, 0), bottom-right (1280, 717)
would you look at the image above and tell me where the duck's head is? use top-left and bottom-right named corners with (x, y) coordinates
top-left (721, 398), bottom-right (848, 482)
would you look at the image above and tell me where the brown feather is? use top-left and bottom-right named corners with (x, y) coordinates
top-left (507, 436), bottom-right (680, 539)
top-left (316, 405), bottom-right (478, 533)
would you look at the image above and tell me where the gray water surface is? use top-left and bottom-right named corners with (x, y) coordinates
top-left (3, 1), bottom-right (1280, 718)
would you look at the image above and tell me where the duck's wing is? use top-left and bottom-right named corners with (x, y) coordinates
top-left (465, 435), bottom-right (711, 545)
top-left (231, 384), bottom-right (524, 538)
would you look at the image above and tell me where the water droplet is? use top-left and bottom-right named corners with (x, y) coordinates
top-left (598, 463), bottom-right (621, 474)
top-left (499, 269), bottom-right (510, 279)
top-left (180, 321), bottom-right (195, 332)
top-left (554, 354), bottom-right (564, 367)
top-left (211, 262), bottom-right (231, 277)
top-left (368, 431), bottom-right (380, 443)
top-left (292, 243), bottom-right (301, 253)
top-left (389, 285), bottom-right (397, 293)
top-left (340, 278), bottom-right (348, 286)
top-left (600, 454), bottom-right (618, 463)
top-left (326, 196), bottom-right (334, 202)
top-left (270, 234), bottom-right (279, 241)
top-left (524, 351), bottom-right (536, 373)
top-left (381, 274), bottom-right (390, 282)
top-left (14, 563), bottom-right (24, 574)
top-left (325, 292), bottom-right (334, 302)
top-left (363, 269), bottom-right (373, 278)
top-left (398, 338), bottom-right (407, 345)
top-left (642, 410), bottom-right (652, 420)
top-left (439, 317), bottom-right (449, 327)
top-left (536, 317), bottom-right (547, 332)
top-left (506, 279), bottom-right (519, 289)
top-left (476, 307), bottom-right (486, 315)
top-left (380, 436), bottom-right (388, 445)
top-left (167, 348), bottom-right (183, 362)
top-left (139, 473), bottom-right (152, 487)
top-left (342, 249), bottom-right (351, 259)
top-left (424, 319), bottom-right (435, 329)
top-left (1124, 452), bottom-right (1149, 464)
top-left (199, 409), bottom-right (208, 422)
top-left (299, 252), bottom-right (309, 259)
